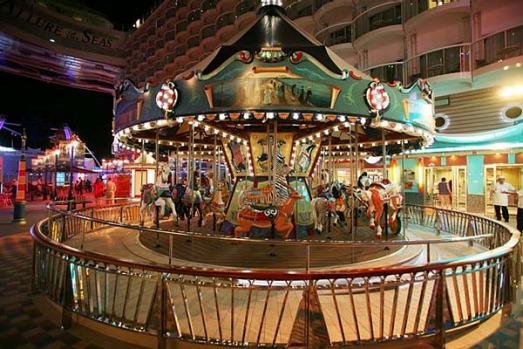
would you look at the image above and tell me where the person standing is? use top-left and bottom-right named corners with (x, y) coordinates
top-left (93, 177), bottom-right (105, 206)
top-left (105, 176), bottom-right (116, 204)
top-left (490, 176), bottom-right (514, 222)
top-left (437, 177), bottom-right (452, 209)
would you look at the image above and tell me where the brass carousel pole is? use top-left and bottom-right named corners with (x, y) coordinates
top-left (354, 130), bottom-right (359, 236)
top-left (327, 135), bottom-right (332, 237)
top-left (349, 125), bottom-right (355, 241)
top-left (155, 127), bottom-right (161, 241)
top-left (401, 141), bottom-right (407, 236)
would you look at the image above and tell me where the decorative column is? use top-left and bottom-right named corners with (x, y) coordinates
top-left (67, 139), bottom-right (78, 210)
top-left (53, 149), bottom-right (59, 200)
top-left (12, 130), bottom-right (27, 224)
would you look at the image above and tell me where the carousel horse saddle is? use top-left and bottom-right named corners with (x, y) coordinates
top-left (240, 205), bottom-right (279, 221)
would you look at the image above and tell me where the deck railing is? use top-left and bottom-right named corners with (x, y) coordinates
top-left (31, 200), bottom-right (521, 348)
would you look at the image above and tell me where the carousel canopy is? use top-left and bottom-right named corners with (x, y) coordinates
top-left (113, 2), bottom-right (436, 159)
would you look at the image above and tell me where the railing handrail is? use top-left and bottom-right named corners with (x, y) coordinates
top-left (31, 202), bottom-right (520, 280)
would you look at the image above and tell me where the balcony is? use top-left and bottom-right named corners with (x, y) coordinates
top-left (286, 0), bottom-right (314, 21)
top-left (164, 29), bottom-right (176, 45)
top-left (187, 8), bottom-right (202, 34)
top-left (317, 23), bottom-right (352, 46)
top-left (355, 3), bottom-right (402, 40)
top-left (405, 44), bottom-right (471, 84)
top-left (216, 11), bottom-right (236, 41)
top-left (200, 23), bottom-right (218, 51)
top-left (175, 20), bottom-right (190, 45)
top-left (366, 63), bottom-right (404, 84)
top-left (404, 0), bottom-right (460, 22)
top-left (234, 0), bottom-right (257, 30)
top-left (201, 0), bottom-right (219, 24)
top-left (473, 25), bottom-right (523, 69)
top-left (186, 34), bottom-right (203, 60)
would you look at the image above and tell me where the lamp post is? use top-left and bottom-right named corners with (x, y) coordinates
top-left (53, 148), bottom-right (59, 200)
top-left (13, 129), bottom-right (27, 224)
top-left (67, 139), bottom-right (78, 210)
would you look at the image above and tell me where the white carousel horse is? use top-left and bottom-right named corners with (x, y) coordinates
top-left (139, 163), bottom-right (177, 226)
top-left (234, 188), bottom-right (304, 239)
top-left (359, 180), bottom-right (403, 239)
top-left (310, 182), bottom-right (346, 234)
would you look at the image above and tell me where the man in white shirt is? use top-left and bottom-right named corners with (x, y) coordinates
top-left (490, 176), bottom-right (514, 223)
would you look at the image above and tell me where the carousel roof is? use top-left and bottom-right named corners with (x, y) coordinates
top-left (113, 2), bottom-right (436, 160)
top-left (199, 5), bottom-right (346, 76)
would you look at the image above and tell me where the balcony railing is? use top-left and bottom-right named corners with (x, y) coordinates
top-left (216, 11), bottom-right (235, 30)
top-left (366, 62), bottom-right (404, 84)
top-left (404, 0), bottom-right (461, 22)
top-left (317, 23), bottom-right (352, 46)
top-left (405, 44), bottom-right (471, 84)
top-left (472, 25), bottom-right (523, 69)
top-left (234, 0), bottom-right (257, 18)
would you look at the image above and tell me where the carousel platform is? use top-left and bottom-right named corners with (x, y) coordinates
top-left (63, 217), bottom-right (485, 271)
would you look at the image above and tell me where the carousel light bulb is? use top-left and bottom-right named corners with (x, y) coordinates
top-left (333, 126), bottom-right (339, 132)
top-left (324, 130), bottom-right (329, 135)
top-left (176, 117), bottom-right (183, 123)
top-left (316, 133), bottom-right (321, 138)
top-left (219, 113), bottom-right (227, 120)
top-left (222, 132), bottom-right (227, 137)
top-left (267, 112), bottom-right (275, 119)
top-left (213, 129), bottom-right (219, 135)
top-left (361, 117), bottom-right (366, 124)
top-left (344, 122), bottom-right (350, 128)
top-left (292, 112), bottom-right (300, 120)
top-left (339, 115), bottom-right (346, 122)
top-left (198, 114), bottom-right (205, 121)
top-left (316, 114), bottom-right (323, 121)
top-left (243, 112), bottom-right (250, 119)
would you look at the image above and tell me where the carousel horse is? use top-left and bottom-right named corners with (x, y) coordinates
top-left (234, 188), bottom-right (304, 239)
top-left (139, 163), bottom-right (177, 226)
top-left (360, 179), bottom-right (403, 239)
top-left (310, 182), bottom-right (345, 234)
top-left (201, 180), bottom-right (227, 229)
top-left (173, 183), bottom-right (204, 225)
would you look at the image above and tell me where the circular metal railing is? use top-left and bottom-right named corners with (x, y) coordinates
top-left (31, 200), bottom-right (521, 348)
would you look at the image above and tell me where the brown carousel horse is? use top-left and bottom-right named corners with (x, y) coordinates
top-left (201, 180), bottom-right (227, 229)
top-left (360, 179), bottom-right (403, 239)
top-left (234, 188), bottom-right (304, 239)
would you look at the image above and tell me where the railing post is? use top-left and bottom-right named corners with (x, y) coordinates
top-left (157, 275), bottom-right (167, 349)
top-left (433, 269), bottom-right (446, 349)
top-left (90, 208), bottom-right (94, 231)
top-left (61, 259), bottom-right (73, 330)
top-left (120, 205), bottom-right (124, 223)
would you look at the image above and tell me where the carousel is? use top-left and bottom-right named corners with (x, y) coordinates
top-left (113, 2), bottom-right (436, 243)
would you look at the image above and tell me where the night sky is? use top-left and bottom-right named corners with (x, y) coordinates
top-left (0, 1), bottom-right (154, 160)
top-left (0, 70), bottom-right (114, 160)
